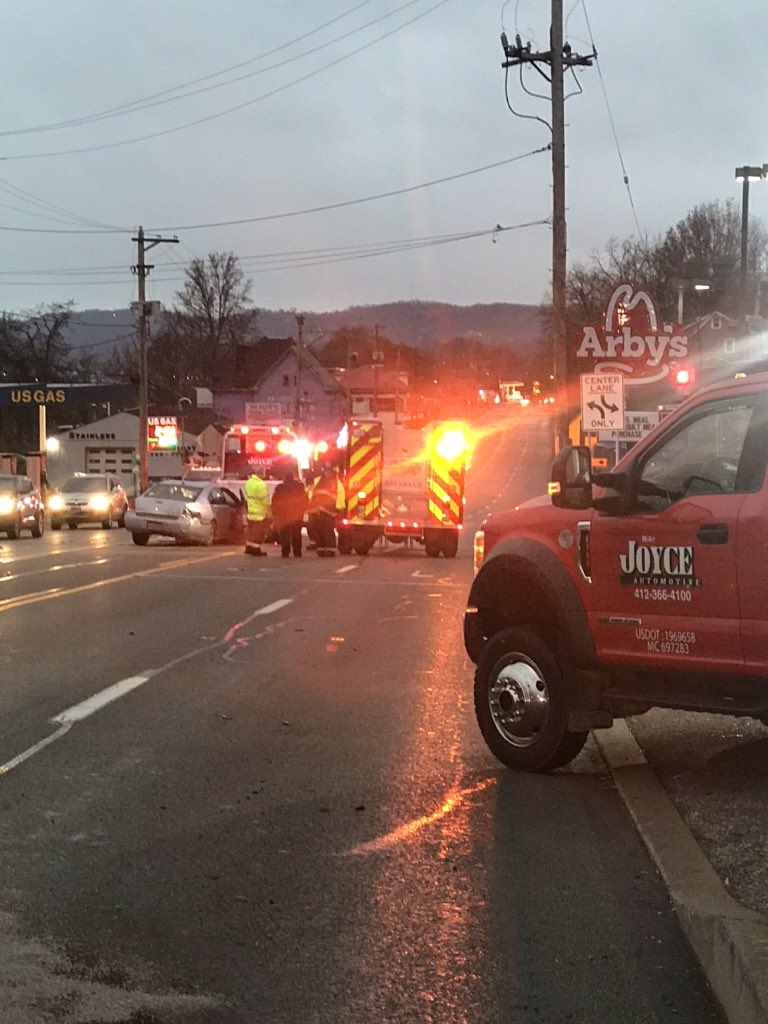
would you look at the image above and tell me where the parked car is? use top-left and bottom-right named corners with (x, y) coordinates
top-left (0, 474), bottom-right (45, 539)
top-left (125, 479), bottom-right (245, 546)
top-left (48, 473), bottom-right (128, 530)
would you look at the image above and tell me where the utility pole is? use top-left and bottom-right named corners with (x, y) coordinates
top-left (550, 0), bottom-right (568, 452)
top-left (294, 312), bottom-right (305, 428)
top-left (372, 324), bottom-right (384, 418)
top-left (131, 226), bottom-right (179, 493)
top-left (735, 165), bottom-right (767, 320)
top-left (502, 1), bottom-right (593, 452)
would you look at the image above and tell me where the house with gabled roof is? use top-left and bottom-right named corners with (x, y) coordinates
top-left (683, 311), bottom-right (768, 387)
top-left (212, 337), bottom-right (349, 434)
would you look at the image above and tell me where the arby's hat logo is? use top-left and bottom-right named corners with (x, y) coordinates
top-left (575, 283), bottom-right (688, 387)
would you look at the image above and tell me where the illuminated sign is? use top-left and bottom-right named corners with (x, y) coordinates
top-left (575, 283), bottom-right (689, 388)
top-left (0, 383), bottom-right (132, 408)
top-left (148, 415), bottom-right (179, 450)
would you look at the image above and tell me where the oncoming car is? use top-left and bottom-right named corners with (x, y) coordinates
top-left (48, 473), bottom-right (128, 530)
top-left (0, 474), bottom-right (45, 539)
top-left (125, 479), bottom-right (245, 546)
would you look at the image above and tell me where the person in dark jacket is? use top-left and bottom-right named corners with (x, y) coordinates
top-left (271, 470), bottom-right (309, 558)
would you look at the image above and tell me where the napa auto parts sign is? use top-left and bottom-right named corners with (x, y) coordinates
top-left (575, 283), bottom-right (688, 388)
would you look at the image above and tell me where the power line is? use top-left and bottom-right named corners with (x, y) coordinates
top-left (0, 0), bottom-right (375, 137)
top-left (581, 0), bottom-right (642, 237)
top-left (0, 219), bottom-right (549, 286)
top-left (0, 148), bottom-right (547, 235)
top-left (0, 176), bottom-right (122, 230)
top-left (1, 0), bottom-right (453, 161)
top-left (150, 148), bottom-right (550, 231)
top-left (68, 330), bottom-right (136, 351)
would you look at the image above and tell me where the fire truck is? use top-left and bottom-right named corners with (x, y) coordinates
top-left (335, 416), bottom-right (470, 557)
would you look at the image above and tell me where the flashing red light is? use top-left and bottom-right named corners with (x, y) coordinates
top-left (254, 440), bottom-right (267, 452)
top-left (674, 367), bottom-right (694, 387)
top-left (239, 426), bottom-right (249, 435)
top-left (316, 440), bottom-right (329, 454)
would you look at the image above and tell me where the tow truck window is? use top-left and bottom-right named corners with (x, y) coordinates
top-left (636, 398), bottom-right (756, 512)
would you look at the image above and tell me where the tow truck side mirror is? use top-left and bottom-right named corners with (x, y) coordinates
top-left (549, 446), bottom-right (592, 509)
top-left (592, 470), bottom-right (632, 515)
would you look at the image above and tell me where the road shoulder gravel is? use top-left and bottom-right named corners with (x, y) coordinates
top-left (595, 720), bottom-right (768, 1024)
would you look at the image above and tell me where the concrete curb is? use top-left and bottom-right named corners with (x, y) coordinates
top-left (595, 720), bottom-right (768, 1024)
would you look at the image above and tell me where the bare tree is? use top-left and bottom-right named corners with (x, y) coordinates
top-left (106, 252), bottom-right (259, 404)
top-left (656, 198), bottom-right (768, 317)
top-left (1, 302), bottom-right (84, 382)
top-left (566, 236), bottom-right (662, 324)
top-left (169, 252), bottom-right (258, 388)
top-left (567, 200), bottom-right (768, 324)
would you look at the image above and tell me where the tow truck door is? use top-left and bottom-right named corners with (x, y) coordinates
top-left (588, 393), bottom-right (762, 671)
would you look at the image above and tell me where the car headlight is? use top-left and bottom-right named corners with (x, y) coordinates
top-left (0, 495), bottom-right (16, 516)
top-left (48, 494), bottom-right (64, 511)
top-left (89, 494), bottom-right (111, 512)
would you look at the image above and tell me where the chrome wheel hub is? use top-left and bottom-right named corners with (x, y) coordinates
top-left (488, 656), bottom-right (549, 747)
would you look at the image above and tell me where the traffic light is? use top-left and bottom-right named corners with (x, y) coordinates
top-left (673, 366), bottom-right (695, 390)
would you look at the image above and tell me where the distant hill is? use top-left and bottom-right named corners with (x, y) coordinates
top-left (66, 300), bottom-right (547, 363)
top-left (63, 309), bottom-right (136, 360)
top-left (256, 301), bottom-right (546, 352)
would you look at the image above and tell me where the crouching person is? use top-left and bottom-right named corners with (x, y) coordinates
top-left (307, 466), bottom-right (340, 557)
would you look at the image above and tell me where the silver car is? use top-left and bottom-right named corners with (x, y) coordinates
top-left (48, 473), bottom-right (128, 530)
top-left (125, 479), bottom-right (245, 546)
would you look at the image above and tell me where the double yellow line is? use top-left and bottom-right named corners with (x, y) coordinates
top-left (0, 550), bottom-right (237, 613)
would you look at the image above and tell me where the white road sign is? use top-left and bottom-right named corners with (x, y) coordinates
top-left (580, 373), bottom-right (625, 431)
top-left (598, 410), bottom-right (660, 443)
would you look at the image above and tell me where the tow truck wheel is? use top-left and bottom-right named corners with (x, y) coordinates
top-left (131, 532), bottom-right (150, 546)
top-left (474, 626), bottom-right (587, 772)
top-left (337, 530), bottom-right (353, 555)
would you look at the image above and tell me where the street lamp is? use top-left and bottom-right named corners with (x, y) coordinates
top-left (735, 164), bottom-right (768, 312)
top-left (675, 280), bottom-right (711, 324)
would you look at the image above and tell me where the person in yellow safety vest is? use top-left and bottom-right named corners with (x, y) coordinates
top-left (307, 466), bottom-right (344, 557)
top-left (243, 468), bottom-right (272, 556)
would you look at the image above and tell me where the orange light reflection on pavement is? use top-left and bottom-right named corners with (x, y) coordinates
top-left (346, 777), bottom-right (495, 856)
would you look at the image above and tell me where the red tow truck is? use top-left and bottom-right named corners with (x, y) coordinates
top-left (465, 372), bottom-right (768, 772)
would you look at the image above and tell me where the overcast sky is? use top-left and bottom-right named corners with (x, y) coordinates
top-left (1, 0), bottom-right (766, 323)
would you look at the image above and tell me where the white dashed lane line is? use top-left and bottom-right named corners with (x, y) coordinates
top-left (0, 597), bottom-right (294, 777)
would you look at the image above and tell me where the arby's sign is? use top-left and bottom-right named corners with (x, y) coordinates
top-left (575, 283), bottom-right (688, 387)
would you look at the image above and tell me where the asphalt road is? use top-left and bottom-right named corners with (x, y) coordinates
top-left (0, 408), bottom-right (726, 1024)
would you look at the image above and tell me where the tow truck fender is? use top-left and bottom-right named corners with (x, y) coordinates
top-left (464, 537), bottom-right (596, 667)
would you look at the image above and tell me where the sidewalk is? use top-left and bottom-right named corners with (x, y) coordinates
top-left (596, 721), bottom-right (768, 1024)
